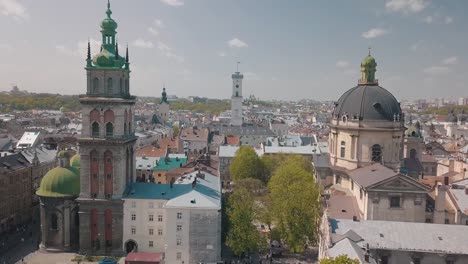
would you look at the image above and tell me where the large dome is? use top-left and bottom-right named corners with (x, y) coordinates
top-left (36, 166), bottom-right (80, 198)
top-left (334, 85), bottom-right (401, 122)
top-left (70, 154), bottom-right (80, 168)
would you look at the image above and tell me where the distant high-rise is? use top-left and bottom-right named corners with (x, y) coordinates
top-left (230, 70), bottom-right (243, 126)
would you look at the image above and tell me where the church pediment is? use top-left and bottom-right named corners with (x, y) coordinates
top-left (368, 175), bottom-right (429, 193)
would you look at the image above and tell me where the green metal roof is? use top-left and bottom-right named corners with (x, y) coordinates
top-left (123, 182), bottom-right (192, 200)
top-left (153, 157), bottom-right (187, 171)
top-left (70, 154), bottom-right (80, 168)
top-left (36, 166), bottom-right (80, 198)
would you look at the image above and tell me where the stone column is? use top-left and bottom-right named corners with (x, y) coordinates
top-left (64, 204), bottom-right (70, 250)
top-left (39, 202), bottom-right (48, 249)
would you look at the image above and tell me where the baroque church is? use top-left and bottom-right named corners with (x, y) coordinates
top-left (36, 1), bottom-right (136, 255)
top-left (325, 51), bottom-right (430, 223)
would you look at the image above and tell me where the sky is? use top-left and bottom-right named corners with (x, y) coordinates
top-left (0, 0), bottom-right (467, 101)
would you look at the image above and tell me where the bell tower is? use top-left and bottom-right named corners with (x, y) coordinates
top-left (77, 0), bottom-right (136, 255)
top-left (231, 62), bottom-right (243, 126)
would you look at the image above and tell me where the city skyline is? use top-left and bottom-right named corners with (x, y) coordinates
top-left (0, 0), bottom-right (467, 101)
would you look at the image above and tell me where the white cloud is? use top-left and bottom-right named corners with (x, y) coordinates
top-left (423, 16), bottom-right (433, 24)
top-left (154, 19), bottom-right (164, 28)
top-left (157, 41), bottom-right (184, 62)
top-left (336, 60), bottom-right (350, 68)
top-left (362, 28), bottom-right (388, 39)
top-left (133, 38), bottom-right (154, 48)
top-left (56, 38), bottom-right (103, 59)
top-left (410, 40), bottom-right (423, 51)
top-left (244, 72), bottom-right (260, 81)
top-left (442, 56), bottom-right (457, 65)
top-left (217, 51), bottom-right (226, 57)
top-left (0, 0), bottom-right (29, 20)
top-left (445, 16), bottom-right (453, 24)
top-left (148, 27), bottom-right (159, 36)
top-left (160, 0), bottom-right (184, 7)
top-left (228, 38), bottom-right (248, 48)
top-left (385, 0), bottom-right (428, 13)
top-left (423, 66), bottom-right (451, 75)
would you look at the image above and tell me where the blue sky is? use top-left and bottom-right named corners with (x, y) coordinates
top-left (0, 0), bottom-right (467, 101)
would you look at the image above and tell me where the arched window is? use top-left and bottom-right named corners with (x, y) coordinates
top-left (92, 122), bottom-right (100, 137)
top-left (340, 141), bottom-right (346, 158)
top-left (90, 150), bottom-right (99, 197)
top-left (51, 213), bottom-right (58, 230)
top-left (106, 122), bottom-right (114, 137)
top-left (104, 150), bottom-right (113, 198)
top-left (90, 209), bottom-right (98, 242)
top-left (410, 149), bottom-right (417, 159)
top-left (90, 109), bottom-right (100, 122)
top-left (104, 209), bottom-right (112, 247)
top-left (107, 78), bottom-right (113, 94)
top-left (372, 144), bottom-right (382, 162)
top-left (125, 79), bottom-right (129, 94)
top-left (93, 78), bottom-right (99, 93)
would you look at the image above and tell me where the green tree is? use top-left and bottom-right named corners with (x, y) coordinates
top-left (229, 146), bottom-right (262, 182)
top-left (320, 255), bottom-right (360, 264)
top-left (226, 188), bottom-right (265, 256)
top-left (172, 124), bottom-right (180, 137)
top-left (235, 178), bottom-right (265, 196)
top-left (268, 155), bottom-right (320, 253)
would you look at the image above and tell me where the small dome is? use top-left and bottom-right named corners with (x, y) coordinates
top-left (334, 85), bottom-right (401, 122)
top-left (361, 55), bottom-right (376, 67)
top-left (36, 167), bottom-right (80, 198)
top-left (57, 150), bottom-right (70, 158)
top-left (101, 17), bottom-right (118, 33)
top-left (93, 49), bottom-right (116, 67)
top-left (406, 125), bottom-right (422, 138)
top-left (70, 154), bottom-right (80, 168)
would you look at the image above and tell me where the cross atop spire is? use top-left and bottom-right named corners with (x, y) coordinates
top-left (368, 46), bottom-right (372, 56)
top-left (106, 0), bottom-right (112, 18)
top-left (236, 61), bottom-right (240, 72)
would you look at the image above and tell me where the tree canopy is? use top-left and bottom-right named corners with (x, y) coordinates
top-left (268, 155), bottom-right (320, 253)
top-left (229, 146), bottom-right (263, 182)
top-left (226, 187), bottom-right (265, 256)
top-left (320, 255), bottom-right (360, 264)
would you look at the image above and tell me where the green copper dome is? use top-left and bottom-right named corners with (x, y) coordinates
top-left (101, 0), bottom-right (117, 33)
top-left (57, 150), bottom-right (70, 159)
top-left (70, 154), bottom-right (80, 168)
top-left (93, 48), bottom-right (116, 67)
top-left (361, 54), bottom-right (376, 66)
top-left (36, 166), bottom-right (80, 198)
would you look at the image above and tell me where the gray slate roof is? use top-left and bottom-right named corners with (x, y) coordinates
top-left (334, 85), bottom-right (401, 121)
top-left (348, 163), bottom-right (398, 188)
top-left (331, 218), bottom-right (468, 255)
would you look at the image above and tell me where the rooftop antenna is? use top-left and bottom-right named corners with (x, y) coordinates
top-left (237, 61), bottom-right (240, 72)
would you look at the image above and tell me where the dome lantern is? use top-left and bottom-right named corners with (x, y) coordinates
top-left (359, 48), bottom-right (378, 85)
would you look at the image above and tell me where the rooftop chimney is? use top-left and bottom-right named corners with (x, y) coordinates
top-left (191, 178), bottom-right (197, 189)
top-left (364, 253), bottom-right (370, 262)
top-left (444, 176), bottom-right (449, 186)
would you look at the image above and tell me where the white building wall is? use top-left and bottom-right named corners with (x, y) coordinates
top-left (123, 198), bottom-right (167, 253)
top-left (165, 207), bottom-right (191, 264)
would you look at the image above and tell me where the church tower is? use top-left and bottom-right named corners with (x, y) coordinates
top-left (230, 68), bottom-right (243, 126)
top-left (158, 87), bottom-right (170, 124)
top-left (77, 0), bottom-right (136, 255)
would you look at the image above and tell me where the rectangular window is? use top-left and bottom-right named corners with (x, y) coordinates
top-left (131, 227), bottom-right (136, 234)
top-left (148, 202), bottom-right (154, 209)
top-left (131, 201), bottom-right (136, 208)
top-left (176, 252), bottom-right (182, 260)
top-left (131, 214), bottom-right (136, 221)
top-left (149, 240), bottom-right (153, 247)
top-left (177, 224), bottom-right (182, 232)
top-left (158, 229), bottom-right (163, 236)
top-left (177, 212), bottom-right (182, 219)
top-left (390, 197), bottom-right (400, 208)
top-left (177, 238), bottom-right (182, 246)
top-left (149, 214), bottom-right (154, 222)
top-left (158, 215), bottom-right (163, 222)
top-left (149, 228), bottom-right (154, 235)
top-left (158, 203), bottom-right (163, 209)
top-left (445, 218), bottom-right (449, 224)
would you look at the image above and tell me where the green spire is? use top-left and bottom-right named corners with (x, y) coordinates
top-left (106, 0), bottom-right (112, 18)
top-left (161, 87), bottom-right (168, 104)
top-left (86, 40), bottom-right (92, 67)
top-left (360, 47), bottom-right (378, 85)
top-left (125, 45), bottom-right (130, 70)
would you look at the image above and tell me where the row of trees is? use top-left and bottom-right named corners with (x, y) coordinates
top-left (225, 147), bottom-right (321, 256)
top-left (0, 93), bottom-right (80, 112)
top-left (169, 99), bottom-right (230, 115)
